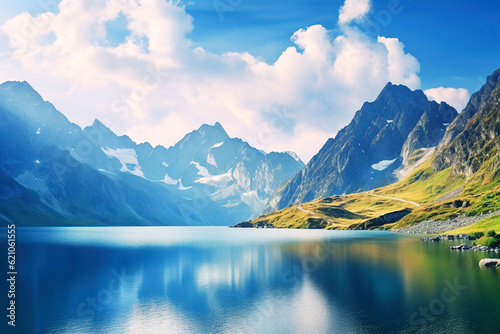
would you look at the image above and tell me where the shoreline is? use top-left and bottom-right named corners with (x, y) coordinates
top-left (392, 210), bottom-right (500, 234)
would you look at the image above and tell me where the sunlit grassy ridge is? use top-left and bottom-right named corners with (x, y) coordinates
top-left (252, 192), bottom-right (410, 229)
top-left (373, 158), bottom-right (465, 203)
top-left (393, 150), bottom-right (500, 228)
top-left (252, 151), bottom-right (499, 231)
top-left (460, 146), bottom-right (500, 215)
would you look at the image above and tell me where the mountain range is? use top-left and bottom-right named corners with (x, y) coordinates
top-left (2, 67), bottom-right (499, 228)
top-left (249, 67), bottom-right (500, 230)
top-left (0, 81), bottom-right (303, 226)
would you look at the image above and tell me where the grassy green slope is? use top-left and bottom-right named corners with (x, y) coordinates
top-left (251, 151), bottom-right (499, 230)
top-left (253, 73), bottom-right (500, 231)
top-left (446, 215), bottom-right (500, 235)
top-left (252, 192), bottom-right (410, 229)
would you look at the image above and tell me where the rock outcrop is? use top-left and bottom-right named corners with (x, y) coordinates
top-left (433, 68), bottom-right (500, 176)
top-left (479, 258), bottom-right (500, 268)
top-left (352, 208), bottom-right (412, 230)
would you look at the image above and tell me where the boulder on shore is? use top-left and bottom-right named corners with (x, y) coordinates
top-left (479, 258), bottom-right (500, 268)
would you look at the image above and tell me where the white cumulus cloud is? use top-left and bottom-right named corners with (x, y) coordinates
top-left (338, 0), bottom-right (371, 25)
top-left (0, 0), bottom-right (434, 162)
top-left (424, 87), bottom-right (470, 112)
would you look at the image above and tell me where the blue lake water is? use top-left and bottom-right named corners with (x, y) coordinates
top-left (3, 227), bottom-right (500, 333)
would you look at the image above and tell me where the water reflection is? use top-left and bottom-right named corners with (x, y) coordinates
top-left (7, 227), bottom-right (500, 333)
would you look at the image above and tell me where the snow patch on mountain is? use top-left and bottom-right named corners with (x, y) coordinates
top-left (196, 170), bottom-right (233, 187)
top-left (190, 161), bottom-right (212, 178)
top-left (371, 158), bottom-right (398, 171)
top-left (102, 147), bottom-right (144, 178)
top-left (178, 178), bottom-right (192, 190)
top-left (206, 154), bottom-right (218, 167)
top-left (163, 173), bottom-right (178, 185)
top-left (211, 142), bottom-right (224, 148)
top-left (98, 169), bottom-right (117, 176)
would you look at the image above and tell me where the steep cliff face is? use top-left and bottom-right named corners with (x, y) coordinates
top-left (268, 83), bottom-right (457, 211)
top-left (401, 102), bottom-right (457, 165)
top-left (439, 70), bottom-right (500, 149)
top-left (433, 69), bottom-right (500, 177)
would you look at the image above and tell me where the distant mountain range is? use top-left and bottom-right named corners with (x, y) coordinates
top-left (0, 81), bottom-right (303, 226)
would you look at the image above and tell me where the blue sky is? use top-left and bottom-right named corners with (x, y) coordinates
top-left (185, 0), bottom-right (500, 93)
top-left (3, 0), bottom-right (498, 92)
top-left (0, 0), bottom-right (498, 161)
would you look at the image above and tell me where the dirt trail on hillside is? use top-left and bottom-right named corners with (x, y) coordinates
top-left (368, 193), bottom-right (420, 207)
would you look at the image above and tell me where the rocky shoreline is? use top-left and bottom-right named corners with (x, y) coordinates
top-left (420, 234), bottom-right (500, 269)
top-left (420, 235), bottom-right (500, 252)
top-left (450, 243), bottom-right (500, 253)
top-left (393, 210), bottom-right (500, 234)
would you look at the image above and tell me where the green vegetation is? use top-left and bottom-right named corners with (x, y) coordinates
top-left (388, 153), bottom-right (500, 229)
top-left (253, 155), bottom-right (498, 230)
top-left (250, 192), bottom-right (411, 229)
top-left (374, 159), bottom-right (465, 204)
top-left (476, 236), bottom-right (500, 248)
top-left (255, 143), bottom-right (499, 232)
top-left (469, 231), bottom-right (485, 239)
top-left (447, 215), bottom-right (500, 236)
top-left (474, 229), bottom-right (500, 248)
top-left (461, 147), bottom-right (500, 216)
top-left (407, 149), bottom-right (427, 165)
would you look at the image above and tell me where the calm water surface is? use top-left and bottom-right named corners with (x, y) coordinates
top-left (3, 227), bottom-right (500, 333)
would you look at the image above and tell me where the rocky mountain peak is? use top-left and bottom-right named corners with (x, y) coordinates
top-left (0, 81), bottom-right (44, 105)
top-left (433, 68), bottom-right (500, 176)
top-left (266, 82), bottom-right (458, 212)
top-left (376, 82), bottom-right (427, 105)
top-left (90, 119), bottom-right (114, 134)
top-left (463, 68), bottom-right (500, 114)
top-left (197, 122), bottom-right (229, 139)
top-left (439, 67), bottom-right (500, 148)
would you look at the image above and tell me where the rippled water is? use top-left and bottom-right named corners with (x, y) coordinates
top-left (3, 227), bottom-right (500, 333)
